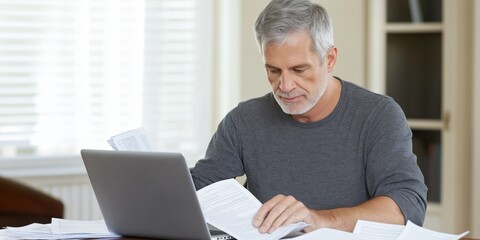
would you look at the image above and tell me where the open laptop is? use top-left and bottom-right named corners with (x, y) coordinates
top-left (80, 149), bottom-right (232, 240)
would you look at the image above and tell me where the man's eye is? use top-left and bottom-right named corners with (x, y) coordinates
top-left (269, 69), bottom-right (280, 74)
top-left (294, 68), bottom-right (306, 73)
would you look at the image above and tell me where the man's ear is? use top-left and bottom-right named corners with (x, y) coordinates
top-left (326, 46), bottom-right (338, 73)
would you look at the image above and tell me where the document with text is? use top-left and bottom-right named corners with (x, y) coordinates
top-left (353, 220), bottom-right (405, 240)
top-left (107, 127), bottom-right (152, 151)
top-left (197, 179), bottom-right (309, 240)
top-left (395, 221), bottom-right (469, 240)
top-left (353, 219), bottom-right (469, 240)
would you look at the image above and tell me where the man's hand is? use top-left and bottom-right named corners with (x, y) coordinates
top-left (252, 194), bottom-right (337, 233)
top-left (252, 194), bottom-right (405, 233)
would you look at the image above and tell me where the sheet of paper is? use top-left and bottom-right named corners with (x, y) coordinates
top-left (106, 139), bottom-right (117, 150)
top-left (285, 228), bottom-right (355, 240)
top-left (2, 223), bottom-right (54, 239)
top-left (395, 221), bottom-right (469, 240)
top-left (51, 218), bottom-right (111, 234)
top-left (1, 220), bottom-right (119, 239)
top-left (197, 179), bottom-right (308, 240)
top-left (109, 127), bottom-right (152, 151)
top-left (353, 219), bottom-right (405, 240)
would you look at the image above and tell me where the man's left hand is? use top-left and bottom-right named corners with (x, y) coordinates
top-left (252, 194), bottom-right (336, 233)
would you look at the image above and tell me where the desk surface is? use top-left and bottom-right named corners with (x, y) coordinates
top-left (111, 238), bottom-right (479, 240)
top-left (115, 238), bottom-right (479, 240)
top-left (39, 237), bottom-right (480, 240)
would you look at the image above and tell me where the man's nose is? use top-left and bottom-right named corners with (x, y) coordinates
top-left (279, 71), bottom-right (295, 92)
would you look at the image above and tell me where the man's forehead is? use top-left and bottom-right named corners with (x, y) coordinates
top-left (264, 33), bottom-right (316, 56)
top-left (263, 39), bottom-right (318, 66)
top-left (264, 31), bottom-right (311, 47)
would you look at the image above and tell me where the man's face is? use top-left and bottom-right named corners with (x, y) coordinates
top-left (263, 31), bottom-right (333, 116)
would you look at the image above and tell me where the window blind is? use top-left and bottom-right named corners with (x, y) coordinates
top-left (0, 0), bottom-right (212, 163)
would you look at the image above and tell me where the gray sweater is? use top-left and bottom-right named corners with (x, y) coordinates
top-left (191, 79), bottom-right (428, 226)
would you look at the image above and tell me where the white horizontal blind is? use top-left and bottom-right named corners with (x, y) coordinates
top-left (0, 0), bottom-right (212, 163)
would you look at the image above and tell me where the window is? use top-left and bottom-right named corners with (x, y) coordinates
top-left (0, 0), bottom-right (213, 165)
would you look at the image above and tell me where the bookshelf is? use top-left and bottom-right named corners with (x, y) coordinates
top-left (367, 0), bottom-right (472, 233)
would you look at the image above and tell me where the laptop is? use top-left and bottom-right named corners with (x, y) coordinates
top-left (80, 149), bottom-right (232, 240)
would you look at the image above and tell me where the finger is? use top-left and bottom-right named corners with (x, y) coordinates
top-left (268, 199), bottom-right (307, 233)
top-left (252, 194), bottom-right (286, 228)
top-left (260, 195), bottom-right (298, 233)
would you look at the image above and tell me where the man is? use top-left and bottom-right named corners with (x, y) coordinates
top-left (191, 0), bottom-right (427, 233)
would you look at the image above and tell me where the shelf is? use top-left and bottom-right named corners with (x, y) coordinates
top-left (386, 23), bottom-right (443, 33)
top-left (408, 119), bottom-right (443, 130)
top-left (369, 0), bottom-right (473, 232)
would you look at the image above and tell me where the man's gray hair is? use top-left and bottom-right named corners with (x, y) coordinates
top-left (254, 0), bottom-right (334, 62)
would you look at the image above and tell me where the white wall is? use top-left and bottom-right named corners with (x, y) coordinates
top-left (472, 0), bottom-right (480, 236)
top-left (316, 0), bottom-right (366, 86)
top-left (239, 0), bottom-right (271, 101)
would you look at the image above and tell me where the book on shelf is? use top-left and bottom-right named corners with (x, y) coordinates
top-left (427, 142), bottom-right (441, 202)
top-left (408, 0), bottom-right (423, 22)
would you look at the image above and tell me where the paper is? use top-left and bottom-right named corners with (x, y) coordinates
top-left (353, 220), bottom-right (470, 240)
top-left (1, 219), bottom-right (120, 239)
top-left (285, 228), bottom-right (355, 240)
top-left (107, 127), bottom-right (152, 151)
top-left (395, 221), bottom-right (469, 240)
top-left (51, 218), bottom-right (111, 234)
top-left (197, 179), bottom-right (309, 240)
top-left (0, 215), bottom-right (471, 240)
top-left (353, 220), bottom-right (405, 240)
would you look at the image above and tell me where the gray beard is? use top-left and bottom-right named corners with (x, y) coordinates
top-left (274, 82), bottom-right (327, 115)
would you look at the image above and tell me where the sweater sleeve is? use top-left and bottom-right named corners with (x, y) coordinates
top-left (364, 98), bottom-right (428, 226)
top-left (190, 108), bottom-right (245, 190)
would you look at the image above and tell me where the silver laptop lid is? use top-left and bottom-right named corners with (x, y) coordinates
top-left (80, 149), bottom-right (212, 240)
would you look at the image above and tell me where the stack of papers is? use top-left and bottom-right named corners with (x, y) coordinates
top-left (2, 218), bottom-right (468, 240)
top-left (0, 218), bottom-right (120, 239)
top-left (0, 215), bottom-right (470, 240)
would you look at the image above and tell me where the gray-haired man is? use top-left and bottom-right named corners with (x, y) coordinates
top-left (191, 0), bottom-right (427, 233)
